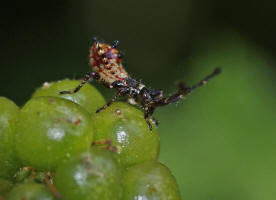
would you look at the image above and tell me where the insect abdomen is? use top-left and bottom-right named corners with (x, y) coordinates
top-left (89, 41), bottom-right (128, 85)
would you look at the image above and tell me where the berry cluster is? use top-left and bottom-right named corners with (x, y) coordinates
top-left (0, 80), bottom-right (180, 200)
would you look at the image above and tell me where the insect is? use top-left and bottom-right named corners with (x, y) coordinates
top-left (60, 37), bottom-right (221, 130)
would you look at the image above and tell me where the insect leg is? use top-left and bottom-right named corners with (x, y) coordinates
top-left (151, 116), bottom-right (159, 126)
top-left (151, 89), bottom-right (163, 99)
top-left (96, 87), bottom-right (129, 113)
top-left (143, 106), bottom-right (156, 131)
top-left (144, 112), bottom-right (152, 131)
top-left (96, 92), bottom-right (122, 113)
top-left (157, 68), bottom-right (221, 106)
top-left (157, 83), bottom-right (188, 105)
top-left (59, 72), bottom-right (100, 94)
top-left (189, 67), bottom-right (221, 91)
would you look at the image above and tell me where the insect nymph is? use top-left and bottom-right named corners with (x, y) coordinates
top-left (60, 38), bottom-right (221, 130)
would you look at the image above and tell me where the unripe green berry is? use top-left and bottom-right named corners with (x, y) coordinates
top-left (15, 97), bottom-right (94, 171)
top-left (0, 97), bottom-right (21, 180)
top-left (32, 80), bottom-right (106, 116)
top-left (123, 162), bottom-right (181, 200)
top-left (5, 183), bottom-right (54, 200)
top-left (54, 147), bottom-right (123, 200)
top-left (93, 102), bottom-right (160, 167)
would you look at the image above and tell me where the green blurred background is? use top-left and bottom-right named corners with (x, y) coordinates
top-left (1, 1), bottom-right (276, 199)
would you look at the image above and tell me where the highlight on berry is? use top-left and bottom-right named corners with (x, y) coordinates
top-left (59, 37), bottom-right (221, 130)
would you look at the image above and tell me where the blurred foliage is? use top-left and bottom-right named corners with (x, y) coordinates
top-left (1, 0), bottom-right (276, 199)
top-left (158, 32), bottom-right (276, 199)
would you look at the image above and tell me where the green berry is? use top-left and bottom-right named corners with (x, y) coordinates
top-left (5, 183), bottom-right (54, 200)
top-left (32, 80), bottom-right (106, 116)
top-left (0, 97), bottom-right (21, 180)
top-left (0, 178), bottom-right (13, 196)
top-left (54, 147), bottom-right (123, 200)
top-left (15, 97), bottom-right (94, 171)
top-left (93, 102), bottom-right (160, 167)
top-left (122, 162), bottom-right (181, 200)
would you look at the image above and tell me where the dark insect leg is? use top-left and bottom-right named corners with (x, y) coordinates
top-left (96, 92), bottom-right (123, 113)
top-left (96, 81), bottom-right (129, 113)
top-left (144, 106), bottom-right (155, 131)
top-left (145, 116), bottom-right (152, 131)
top-left (151, 89), bottom-right (163, 97)
top-left (151, 89), bottom-right (164, 101)
top-left (189, 67), bottom-right (221, 91)
top-left (157, 68), bottom-right (221, 106)
top-left (151, 116), bottom-right (159, 126)
top-left (59, 72), bottom-right (100, 94)
top-left (158, 82), bottom-right (189, 105)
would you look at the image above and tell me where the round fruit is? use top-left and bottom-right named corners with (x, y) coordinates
top-left (54, 147), bottom-right (123, 200)
top-left (93, 102), bottom-right (160, 167)
top-left (0, 97), bottom-right (21, 180)
top-left (15, 97), bottom-right (94, 170)
top-left (5, 183), bottom-right (54, 200)
top-left (122, 162), bottom-right (181, 200)
top-left (32, 79), bottom-right (106, 115)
